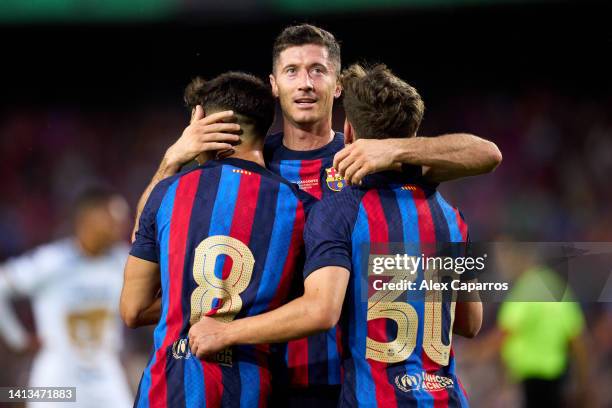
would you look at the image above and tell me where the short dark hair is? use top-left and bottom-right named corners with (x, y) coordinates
top-left (72, 185), bottom-right (117, 215)
top-left (272, 24), bottom-right (341, 74)
top-left (341, 63), bottom-right (424, 139)
top-left (184, 72), bottom-right (275, 138)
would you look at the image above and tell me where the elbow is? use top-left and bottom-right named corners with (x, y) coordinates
top-left (311, 303), bottom-right (341, 332)
top-left (484, 140), bottom-right (503, 172)
top-left (121, 308), bottom-right (140, 329)
top-left (459, 321), bottom-right (482, 339)
top-left (454, 301), bottom-right (483, 338)
top-left (120, 299), bottom-right (142, 329)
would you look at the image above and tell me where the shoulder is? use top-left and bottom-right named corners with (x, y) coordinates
top-left (33, 238), bottom-right (78, 264)
top-left (309, 187), bottom-right (364, 227)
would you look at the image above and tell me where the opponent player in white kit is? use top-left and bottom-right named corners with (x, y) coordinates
top-left (0, 187), bottom-right (133, 408)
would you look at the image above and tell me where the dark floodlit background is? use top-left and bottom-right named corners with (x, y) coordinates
top-left (1, 0), bottom-right (611, 407)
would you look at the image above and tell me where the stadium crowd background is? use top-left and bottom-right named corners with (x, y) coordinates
top-left (1, 0), bottom-right (610, 407)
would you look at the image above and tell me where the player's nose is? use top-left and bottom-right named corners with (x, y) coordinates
top-left (297, 70), bottom-right (314, 92)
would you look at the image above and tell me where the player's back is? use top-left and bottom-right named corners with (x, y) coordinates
top-left (132, 158), bottom-right (308, 408)
top-left (306, 169), bottom-right (470, 408)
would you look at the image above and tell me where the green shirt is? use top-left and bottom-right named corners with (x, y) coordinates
top-left (497, 267), bottom-right (585, 380)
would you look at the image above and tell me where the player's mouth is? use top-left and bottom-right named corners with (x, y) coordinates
top-left (294, 97), bottom-right (317, 109)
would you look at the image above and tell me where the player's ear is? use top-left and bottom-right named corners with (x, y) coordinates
top-left (190, 105), bottom-right (205, 124)
top-left (343, 119), bottom-right (354, 144)
top-left (334, 75), bottom-right (342, 99)
top-left (269, 74), bottom-right (279, 98)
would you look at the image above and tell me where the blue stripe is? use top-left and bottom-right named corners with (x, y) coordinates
top-left (208, 166), bottom-right (241, 282)
top-left (278, 160), bottom-right (302, 184)
top-left (184, 359), bottom-right (205, 408)
top-left (350, 204), bottom-right (377, 407)
top-left (247, 183), bottom-right (297, 316)
top-left (435, 193), bottom-right (463, 242)
top-left (238, 359), bottom-right (260, 407)
top-left (136, 180), bottom-right (178, 407)
top-left (327, 326), bottom-right (341, 385)
top-left (209, 165), bottom-right (240, 236)
top-left (395, 187), bottom-right (434, 408)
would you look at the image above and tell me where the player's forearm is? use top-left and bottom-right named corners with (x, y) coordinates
top-left (131, 154), bottom-right (182, 242)
top-left (392, 134), bottom-right (502, 183)
top-left (453, 300), bottom-right (483, 338)
top-left (128, 297), bottom-right (161, 328)
top-left (224, 295), bottom-right (337, 346)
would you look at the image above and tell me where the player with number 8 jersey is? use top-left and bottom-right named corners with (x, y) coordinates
top-left (124, 72), bottom-right (313, 408)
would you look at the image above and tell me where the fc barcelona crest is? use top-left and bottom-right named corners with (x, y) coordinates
top-left (325, 167), bottom-right (346, 192)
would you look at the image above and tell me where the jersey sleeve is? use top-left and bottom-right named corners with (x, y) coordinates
top-left (303, 193), bottom-right (358, 279)
top-left (130, 178), bottom-right (174, 263)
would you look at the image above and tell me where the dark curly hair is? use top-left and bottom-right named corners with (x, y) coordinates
top-left (184, 71), bottom-right (275, 138)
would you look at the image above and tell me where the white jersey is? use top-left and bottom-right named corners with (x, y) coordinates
top-left (0, 238), bottom-right (133, 408)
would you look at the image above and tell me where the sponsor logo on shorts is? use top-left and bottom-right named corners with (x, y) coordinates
top-left (394, 372), bottom-right (454, 393)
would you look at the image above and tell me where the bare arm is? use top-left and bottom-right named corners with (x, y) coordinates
top-left (453, 301), bottom-right (483, 338)
top-left (120, 255), bottom-right (161, 328)
top-left (334, 133), bottom-right (502, 185)
top-left (131, 107), bottom-right (241, 241)
top-left (188, 266), bottom-right (349, 358)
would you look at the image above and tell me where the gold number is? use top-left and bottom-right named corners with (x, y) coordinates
top-left (66, 308), bottom-right (111, 349)
top-left (190, 235), bottom-right (255, 325)
top-left (422, 267), bottom-right (455, 365)
top-left (366, 255), bottom-right (455, 365)
top-left (366, 266), bottom-right (418, 363)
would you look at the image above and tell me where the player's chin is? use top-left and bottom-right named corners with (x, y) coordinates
top-left (291, 111), bottom-right (323, 126)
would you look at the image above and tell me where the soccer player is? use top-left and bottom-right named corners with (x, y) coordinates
top-left (188, 63), bottom-right (483, 408)
top-left (0, 186), bottom-right (133, 407)
top-left (121, 72), bottom-right (312, 407)
top-left (132, 24), bottom-right (499, 406)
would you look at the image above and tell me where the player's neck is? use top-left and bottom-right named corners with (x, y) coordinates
top-left (282, 119), bottom-right (334, 151)
top-left (224, 143), bottom-right (265, 168)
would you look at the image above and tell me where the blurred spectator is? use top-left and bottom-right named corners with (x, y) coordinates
top-left (0, 187), bottom-right (134, 407)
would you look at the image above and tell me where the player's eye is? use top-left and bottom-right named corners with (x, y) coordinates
top-left (286, 67), bottom-right (296, 74)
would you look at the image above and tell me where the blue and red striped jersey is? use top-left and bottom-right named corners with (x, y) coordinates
top-left (130, 158), bottom-right (311, 408)
top-left (264, 131), bottom-right (346, 387)
top-left (303, 169), bottom-right (471, 408)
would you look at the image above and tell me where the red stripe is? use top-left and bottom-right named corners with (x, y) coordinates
top-left (202, 170), bottom-right (262, 403)
top-left (257, 343), bottom-right (271, 408)
top-left (454, 208), bottom-right (468, 241)
top-left (298, 159), bottom-right (323, 199)
top-left (148, 170), bottom-right (201, 407)
top-left (413, 187), bottom-right (449, 408)
top-left (268, 200), bottom-right (305, 311)
top-left (287, 338), bottom-right (309, 386)
top-left (202, 362), bottom-right (223, 405)
top-left (362, 190), bottom-right (399, 408)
